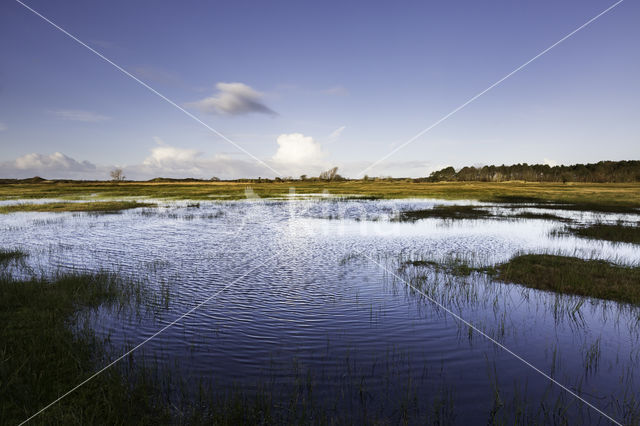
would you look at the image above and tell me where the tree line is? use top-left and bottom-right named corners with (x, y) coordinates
top-left (422, 161), bottom-right (640, 183)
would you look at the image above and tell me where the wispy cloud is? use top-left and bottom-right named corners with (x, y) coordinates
top-left (328, 125), bottom-right (346, 141)
top-left (49, 109), bottom-right (111, 122)
top-left (188, 82), bottom-right (276, 116)
top-left (323, 86), bottom-right (348, 96)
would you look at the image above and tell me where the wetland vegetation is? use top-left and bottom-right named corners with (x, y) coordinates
top-left (492, 254), bottom-right (640, 304)
top-left (0, 200), bottom-right (155, 214)
top-left (0, 257), bottom-right (172, 424)
top-left (406, 254), bottom-right (640, 305)
top-left (556, 222), bottom-right (640, 245)
top-left (1, 179), bottom-right (639, 209)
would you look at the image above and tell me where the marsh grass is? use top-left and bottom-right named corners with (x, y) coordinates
top-left (0, 248), bottom-right (26, 263)
top-left (0, 252), bottom-right (459, 424)
top-left (555, 222), bottom-right (640, 244)
top-left (1, 181), bottom-right (639, 208)
top-left (3, 247), bottom-right (638, 423)
top-left (0, 266), bottom-right (173, 424)
top-left (396, 254), bottom-right (640, 423)
top-left (508, 211), bottom-right (572, 222)
top-left (396, 205), bottom-right (573, 222)
top-left (492, 255), bottom-right (640, 305)
top-left (0, 201), bottom-right (155, 214)
top-left (404, 254), bottom-right (640, 305)
top-left (523, 203), bottom-right (640, 214)
top-left (404, 258), bottom-right (480, 277)
top-left (396, 205), bottom-right (493, 221)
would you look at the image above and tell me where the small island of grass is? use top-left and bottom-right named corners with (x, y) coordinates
top-left (406, 254), bottom-right (640, 305)
top-left (0, 201), bottom-right (154, 214)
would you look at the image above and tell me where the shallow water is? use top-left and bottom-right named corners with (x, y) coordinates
top-left (1, 199), bottom-right (639, 423)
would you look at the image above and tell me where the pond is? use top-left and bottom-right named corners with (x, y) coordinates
top-left (1, 198), bottom-right (639, 424)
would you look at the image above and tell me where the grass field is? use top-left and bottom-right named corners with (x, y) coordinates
top-left (1, 180), bottom-right (639, 208)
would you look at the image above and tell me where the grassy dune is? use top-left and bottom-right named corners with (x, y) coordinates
top-left (0, 181), bottom-right (639, 208)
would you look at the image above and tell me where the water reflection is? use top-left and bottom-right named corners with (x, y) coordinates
top-left (1, 199), bottom-right (639, 423)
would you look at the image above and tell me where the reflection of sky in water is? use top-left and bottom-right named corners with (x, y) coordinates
top-left (1, 199), bottom-right (639, 423)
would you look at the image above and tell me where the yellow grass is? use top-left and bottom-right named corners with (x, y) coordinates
top-left (0, 180), bottom-right (639, 207)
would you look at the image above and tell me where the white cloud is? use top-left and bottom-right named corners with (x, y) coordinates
top-left (188, 82), bottom-right (276, 116)
top-left (143, 138), bottom-right (201, 169)
top-left (0, 152), bottom-right (99, 179)
top-left (543, 158), bottom-right (559, 167)
top-left (49, 109), bottom-right (111, 122)
top-left (273, 133), bottom-right (326, 164)
top-left (0, 136), bottom-right (437, 180)
top-left (328, 126), bottom-right (346, 141)
top-left (270, 133), bottom-right (329, 177)
top-left (13, 152), bottom-right (94, 171)
top-left (131, 138), bottom-right (268, 179)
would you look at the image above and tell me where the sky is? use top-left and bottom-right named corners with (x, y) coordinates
top-left (0, 0), bottom-right (638, 180)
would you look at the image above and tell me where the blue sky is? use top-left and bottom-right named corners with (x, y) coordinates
top-left (0, 0), bottom-right (638, 179)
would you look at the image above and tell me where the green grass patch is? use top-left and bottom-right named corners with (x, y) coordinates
top-left (509, 212), bottom-right (571, 221)
top-left (406, 254), bottom-right (640, 304)
top-left (555, 223), bottom-right (640, 245)
top-left (396, 206), bottom-right (570, 222)
top-left (492, 254), bottom-right (640, 305)
top-left (0, 201), bottom-right (154, 214)
top-left (397, 205), bottom-right (493, 221)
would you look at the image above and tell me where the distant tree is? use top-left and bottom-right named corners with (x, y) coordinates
top-left (424, 161), bottom-right (640, 183)
top-left (427, 166), bottom-right (456, 182)
top-left (109, 168), bottom-right (125, 181)
top-left (319, 166), bottom-right (339, 181)
top-left (300, 174), bottom-right (307, 180)
top-left (210, 176), bottom-right (220, 181)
